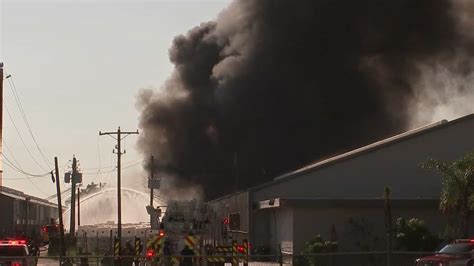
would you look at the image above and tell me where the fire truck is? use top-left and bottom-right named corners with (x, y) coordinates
top-left (39, 224), bottom-right (59, 244)
top-left (146, 199), bottom-right (211, 264)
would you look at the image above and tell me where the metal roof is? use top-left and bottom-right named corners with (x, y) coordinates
top-left (256, 198), bottom-right (439, 209)
top-left (0, 186), bottom-right (58, 208)
top-left (251, 113), bottom-right (474, 191)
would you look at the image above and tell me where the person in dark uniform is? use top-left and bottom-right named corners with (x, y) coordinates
top-left (162, 240), bottom-right (171, 265)
top-left (180, 245), bottom-right (195, 266)
top-left (122, 241), bottom-right (135, 266)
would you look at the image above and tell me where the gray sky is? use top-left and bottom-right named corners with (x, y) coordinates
top-left (0, 0), bottom-right (230, 198)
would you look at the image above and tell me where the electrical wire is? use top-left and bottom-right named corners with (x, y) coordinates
top-left (4, 103), bottom-right (50, 172)
top-left (45, 187), bottom-right (72, 201)
top-left (86, 136), bottom-right (103, 182)
top-left (1, 164), bottom-right (50, 180)
top-left (25, 178), bottom-right (50, 197)
top-left (2, 142), bottom-right (52, 198)
top-left (3, 140), bottom-right (22, 170)
top-left (1, 175), bottom-right (49, 180)
top-left (2, 161), bottom-right (48, 178)
top-left (1, 152), bottom-right (51, 177)
top-left (95, 136), bottom-right (103, 181)
top-left (1, 154), bottom-right (52, 197)
top-left (81, 158), bottom-right (142, 170)
top-left (6, 76), bottom-right (52, 168)
top-left (44, 159), bottom-right (139, 199)
top-left (81, 161), bottom-right (142, 175)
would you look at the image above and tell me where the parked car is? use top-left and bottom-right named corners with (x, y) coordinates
top-left (415, 239), bottom-right (474, 266)
top-left (0, 239), bottom-right (38, 266)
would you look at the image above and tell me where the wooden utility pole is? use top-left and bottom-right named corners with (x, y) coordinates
top-left (234, 152), bottom-right (239, 192)
top-left (54, 157), bottom-right (66, 257)
top-left (384, 187), bottom-right (393, 266)
top-left (0, 62), bottom-right (4, 187)
top-left (99, 127), bottom-right (138, 256)
top-left (149, 155), bottom-right (154, 207)
top-left (77, 187), bottom-right (80, 227)
top-left (70, 156), bottom-right (77, 235)
top-left (25, 197), bottom-right (30, 236)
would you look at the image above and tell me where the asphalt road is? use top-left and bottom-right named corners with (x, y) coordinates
top-left (38, 245), bottom-right (58, 266)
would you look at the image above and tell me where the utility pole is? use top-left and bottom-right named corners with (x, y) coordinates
top-left (0, 62), bottom-right (4, 187)
top-left (69, 156), bottom-right (77, 235)
top-left (147, 155), bottom-right (161, 229)
top-left (149, 155), bottom-right (154, 207)
top-left (384, 187), bottom-right (393, 266)
top-left (77, 187), bottom-right (80, 227)
top-left (234, 152), bottom-right (239, 192)
top-left (54, 157), bottom-right (66, 257)
top-left (99, 127), bottom-right (138, 256)
top-left (25, 197), bottom-right (30, 237)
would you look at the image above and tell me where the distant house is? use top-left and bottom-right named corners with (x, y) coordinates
top-left (207, 114), bottom-right (474, 254)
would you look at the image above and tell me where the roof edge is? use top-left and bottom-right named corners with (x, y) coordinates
top-left (252, 113), bottom-right (474, 191)
top-left (256, 198), bottom-right (440, 209)
top-left (0, 185), bottom-right (57, 208)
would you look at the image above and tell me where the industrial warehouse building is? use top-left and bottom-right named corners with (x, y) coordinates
top-left (208, 114), bottom-right (474, 255)
top-left (0, 186), bottom-right (59, 238)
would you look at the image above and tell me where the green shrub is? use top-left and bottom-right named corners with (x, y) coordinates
top-left (394, 217), bottom-right (441, 251)
top-left (296, 235), bottom-right (338, 266)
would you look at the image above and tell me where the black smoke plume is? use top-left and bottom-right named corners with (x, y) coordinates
top-left (137, 0), bottom-right (474, 199)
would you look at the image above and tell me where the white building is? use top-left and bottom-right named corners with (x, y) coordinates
top-left (208, 114), bottom-right (474, 254)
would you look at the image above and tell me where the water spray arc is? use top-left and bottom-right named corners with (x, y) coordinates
top-left (62, 187), bottom-right (167, 229)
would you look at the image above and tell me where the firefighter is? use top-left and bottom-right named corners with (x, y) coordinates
top-left (122, 240), bottom-right (135, 266)
top-left (161, 240), bottom-right (171, 266)
top-left (180, 245), bottom-right (195, 266)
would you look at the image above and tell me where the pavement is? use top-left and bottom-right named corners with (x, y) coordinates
top-left (38, 245), bottom-right (59, 266)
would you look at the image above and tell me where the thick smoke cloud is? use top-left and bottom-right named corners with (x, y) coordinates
top-left (137, 0), bottom-right (474, 199)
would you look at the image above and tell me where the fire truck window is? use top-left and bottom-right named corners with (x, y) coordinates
top-left (229, 213), bottom-right (240, 230)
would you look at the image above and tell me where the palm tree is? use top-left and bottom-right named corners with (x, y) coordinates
top-left (422, 151), bottom-right (474, 238)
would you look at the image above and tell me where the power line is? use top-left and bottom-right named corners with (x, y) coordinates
top-left (2, 160), bottom-right (45, 177)
top-left (25, 178), bottom-right (50, 197)
top-left (1, 175), bottom-right (49, 180)
top-left (42, 160), bottom-right (141, 199)
top-left (3, 140), bottom-right (22, 170)
top-left (2, 149), bottom-right (51, 198)
top-left (6, 75), bottom-right (52, 168)
top-left (92, 135), bottom-right (102, 181)
top-left (3, 139), bottom-right (51, 177)
top-left (1, 152), bottom-right (51, 177)
top-left (1, 161), bottom-right (50, 180)
top-left (1, 154), bottom-right (52, 197)
top-left (81, 158), bottom-right (142, 170)
top-left (4, 102), bottom-right (50, 172)
top-left (45, 187), bottom-right (72, 201)
top-left (7, 77), bottom-right (52, 166)
top-left (82, 161), bottom-right (141, 175)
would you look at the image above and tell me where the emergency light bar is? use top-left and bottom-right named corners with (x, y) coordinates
top-left (454, 239), bottom-right (474, 243)
top-left (146, 249), bottom-right (155, 260)
top-left (0, 240), bottom-right (27, 245)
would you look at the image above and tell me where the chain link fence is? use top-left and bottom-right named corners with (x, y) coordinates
top-left (1, 251), bottom-right (447, 266)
